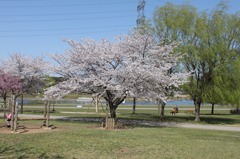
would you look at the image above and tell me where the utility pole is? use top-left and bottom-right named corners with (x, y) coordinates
top-left (133, 0), bottom-right (146, 114)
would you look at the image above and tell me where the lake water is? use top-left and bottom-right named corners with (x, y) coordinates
top-left (18, 99), bottom-right (200, 106)
top-left (122, 99), bottom-right (194, 106)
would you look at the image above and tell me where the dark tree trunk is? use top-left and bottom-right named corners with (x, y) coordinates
top-left (110, 107), bottom-right (116, 118)
top-left (107, 102), bottom-right (118, 119)
top-left (211, 103), bottom-right (215, 115)
top-left (3, 96), bottom-right (7, 119)
top-left (11, 94), bottom-right (16, 131)
top-left (52, 100), bottom-right (55, 111)
top-left (236, 107), bottom-right (240, 114)
top-left (132, 97), bottom-right (136, 114)
top-left (104, 90), bottom-right (125, 119)
top-left (159, 102), bottom-right (166, 121)
top-left (21, 93), bottom-right (23, 114)
top-left (194, 101), bottom-right (201, 121)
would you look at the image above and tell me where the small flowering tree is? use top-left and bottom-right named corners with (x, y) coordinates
top-left (1, 53), bottom-right (48, 113)
top-left (0, 70), bottom-right (22, 118)
top-left (45, 30), bottom-right (189, 119)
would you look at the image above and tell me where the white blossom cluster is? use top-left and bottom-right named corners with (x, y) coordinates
top-left (45, 30), bottom-right (189, 103)
top-left (0, 53), bottom-right (48, 95)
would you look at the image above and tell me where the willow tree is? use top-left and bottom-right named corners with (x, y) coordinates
top-left (153, 2), bottom-right (240, 121)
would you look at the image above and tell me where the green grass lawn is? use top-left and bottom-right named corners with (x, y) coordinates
top-left (1, 102), bottom-right (240, 158)
top-left (0, 120), bottom-right (239, 159)
top-left (19, 104), bottom-right (240, 125)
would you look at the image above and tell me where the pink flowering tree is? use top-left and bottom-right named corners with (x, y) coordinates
top-left (45, 30), bottom-right (189, 119)
top-left (0, 70), bottom-right (22, 118)
top-left (1, 53), bottom-right (48, 113)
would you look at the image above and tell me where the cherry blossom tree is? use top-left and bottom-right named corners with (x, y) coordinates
top-left (0, 53), bottom-right (48, 113)
top-left (0, 70), bottom-right (22, 118)
top-left (45, 30), bottom-right (189, 118)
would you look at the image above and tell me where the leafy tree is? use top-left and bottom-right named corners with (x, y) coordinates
top-left (45, 30), bottom-right (188, 119)
top-left (153, 2), bottom-right (240, 121)
top-left (221, 58), bottom-right (240, 109)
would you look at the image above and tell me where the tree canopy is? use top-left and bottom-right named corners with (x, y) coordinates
top-left (153, 2), bottom-right (240, 121)
top-left (0, 53), bottom-right (48, 97)
top-left (45, 30), bottom-right (189, 118)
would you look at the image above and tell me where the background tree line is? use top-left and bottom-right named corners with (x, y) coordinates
top-left (149, 1), bottom-right (240, 121)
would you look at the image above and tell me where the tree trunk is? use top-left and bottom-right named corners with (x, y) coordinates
top-left (13, 102), bottom-right (19, 132)
top-left (194, 101), bottom-right (201, 121)
top-left (43, 101), bottom-right (47, 126)
top-left (236, 106), bottom-right (239, 114)
top-left (3, 96), bottom-right (7, 119)
top-left (160, 102), bottom-right (166, 121)
top-left (11, 95), bottom-right (16, 131)
top-left (95, 96), bottom-right (99, 114)
top-left (52, 100), bottom-right (55, 112)
top-left (110, 107), bottom-right (116, 118)
top-left (46, 101), bottom-right (50, 127)
top-left (132, 97), bottom-right (136, 114)
top-left (20, 93), bottom-right (23, 114)
top-left (104, 90), bottom-right (126, 119)
top-left (157, 103), bottom-right (160, 115)
top-left (211, 103), bottom-right (215, 115)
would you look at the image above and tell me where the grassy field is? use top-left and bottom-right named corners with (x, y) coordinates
top-left (1, 99), bottom-right (240, 158)
top-left (20, 103), bottom-right (240, 125)
top-left (0, 120), bottom-right (239, 159)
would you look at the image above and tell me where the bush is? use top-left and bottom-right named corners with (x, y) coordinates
top-left (230, 108), bottom-right (240, 114)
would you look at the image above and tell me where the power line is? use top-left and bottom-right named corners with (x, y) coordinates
top-left (0, 25), bottom-right (133, 33)
top-left (0, 15), bottom-right (137, 23)
top-left (0, 1), bottom-right (135, 8)
top-left (0, 10), bottom-right (135, 17)
top-left (0, 29), bottom-right (131, 38)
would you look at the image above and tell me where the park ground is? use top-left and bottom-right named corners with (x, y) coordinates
top-left (0, 103), bottom-right (240, 158)
top-left (0, 119), bottom-right (240, 159)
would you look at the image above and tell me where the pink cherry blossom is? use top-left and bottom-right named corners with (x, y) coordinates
top-left (45, 30), bottom-right (190, 118)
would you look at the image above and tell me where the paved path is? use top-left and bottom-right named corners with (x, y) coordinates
top-left (176, 123), bottom-right (240, 132)
top-left (18, 114), bottom-right (65, 119)
top-left (23, 105), bottom-right (232, 111)
top-left (18, 114), bottom-right (240, 132)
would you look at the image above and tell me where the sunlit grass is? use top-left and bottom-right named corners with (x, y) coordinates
top-left (18, 103), bottom-right (240, 125)
top-left (0, 121), bottom-right (239, 159)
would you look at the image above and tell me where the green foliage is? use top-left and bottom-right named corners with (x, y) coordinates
top-left (44, 75), bottom-right (64, 88)
top-left (152, 1), bottom-right (240, 111)
top-left (230, 108), bottom-right (240, 114)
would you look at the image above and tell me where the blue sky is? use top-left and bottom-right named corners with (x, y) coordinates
top-left (0, 0), bottom-right (239, 60)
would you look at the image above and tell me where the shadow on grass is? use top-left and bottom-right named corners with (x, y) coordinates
top-left (37, 153), bottom-right (64, 159)
top-left (128, 113), bottom-right (160, 121)
top-left (0, 146), bottom-right (64, 159)
top-left (57, 115), bottom-right (176, 129)
top-left (164, 116), bottom-right (195, 122)
top-left (199, 115), bottom-right (240, 124)
top-left (121, 113), bottom-right (240, 125)
top-left (0, 146), bottom-right (15, 154)
top-left (55, 112), bottom-right (239, 128)
top-left (164, 114), bottom-right (240, 125)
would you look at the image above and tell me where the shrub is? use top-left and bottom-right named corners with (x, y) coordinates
top-left (230, 108), bottom-right (240, 114)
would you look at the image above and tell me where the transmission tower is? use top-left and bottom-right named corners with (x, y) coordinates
top-left (133, 0), bottom-right (146, 114)
top-left (136, 0), bottom-right (146, 26)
